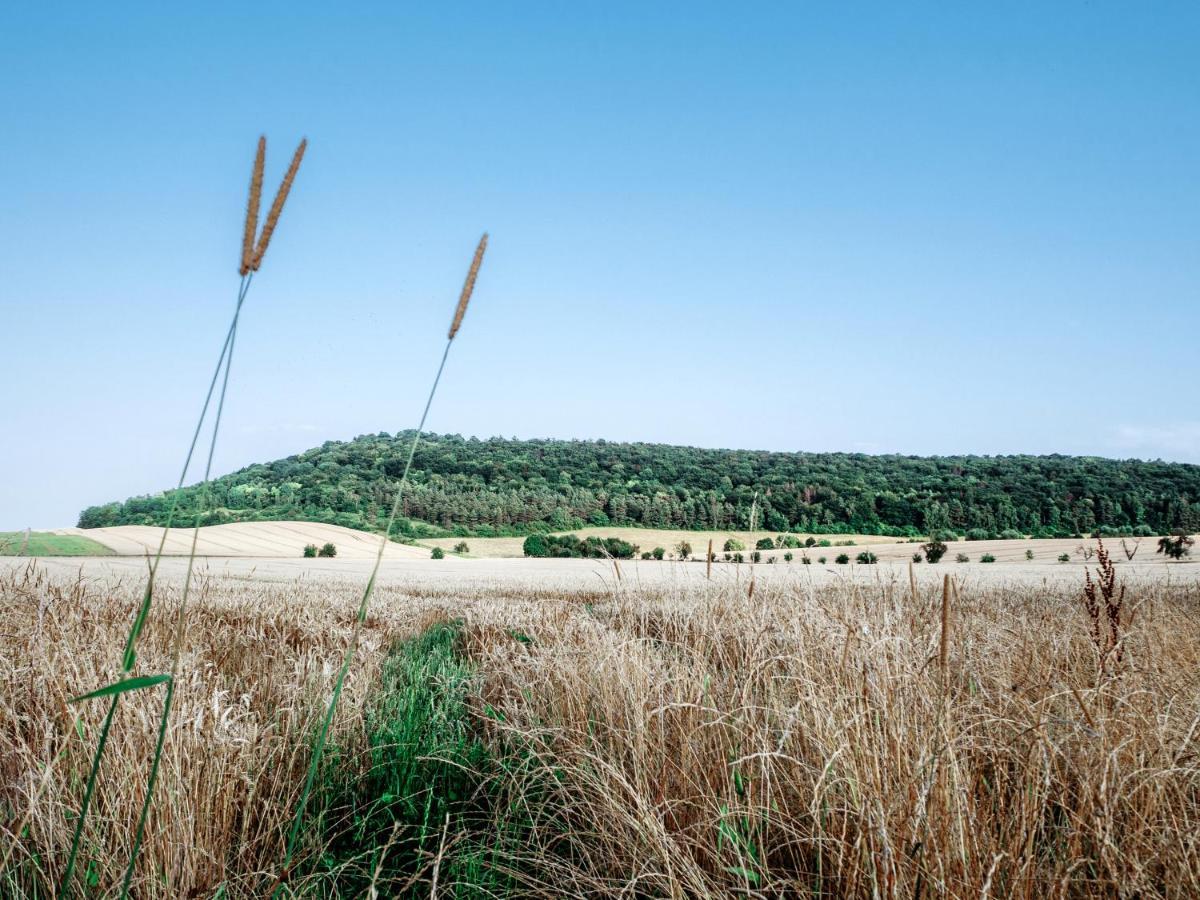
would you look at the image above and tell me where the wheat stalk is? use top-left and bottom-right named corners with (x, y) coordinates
top-left (240, 137), bottom-right (265, 275)
top-left (251, 138), bottom-right (307, 271)
top-left (279, 233), bottom-right (488, 888)
top-left (449, 233), bottom-right (487, 339)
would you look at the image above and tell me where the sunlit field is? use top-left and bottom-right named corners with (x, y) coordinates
top-left (3, 554), bottom-right (1198, 897)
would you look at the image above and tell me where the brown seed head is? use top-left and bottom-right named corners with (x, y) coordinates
top-left (239, 136), bottom-right (266, 276)
top-left (251, 138), bottom-right (307, 272)
top-left (448, 232), bottom-right (487, 340)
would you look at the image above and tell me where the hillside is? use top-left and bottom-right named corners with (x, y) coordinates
top-left (78, 432), bottom-right (1200, 539)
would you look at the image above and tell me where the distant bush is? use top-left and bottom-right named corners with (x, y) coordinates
top-left (522, 534), bottom-right (549, 557)
top-left (1025, 549), bottom-right (1034, 560)
top-left (431, 547), bottom-right (445, 560)
top-left (835, 554), bottom-right (850, 565)
top-left (980, 553), bottom-right (996, 563)
top-left (955, 553), bottom-right (970, 563)
top-left (641, 552), bottom-right (652, 560)
top-left (1133, 524), bottom-right (1155, 537)
top-left (818, 556), bottom-right (827, 564)
top-left (922, 540), bottom-right (948, 564)
top-left (453, 541), bottom-right (470, 554)
top-left (801, 554), bottom-right (812, 564)
top-left (777, 535), bottom-right (802, 549)
top-left (1058, 553), bottom-right (1071, 563)
top-left (318, 542), bottom-right (337, 558)
top-left (999, 529), bottom-right (1024, 541)
top-left (783, 551), bottom-right (793, 562)
top-left (912, 552), bottom-right (922, 563)
top-left (302, 544), bottom-right (318, 558)
top-left (723, 538), bottom-right (745, 552)
top-left (523, 534), bottom-right (638, 559)
top-left (1158, 532), bottom-right (1195, 560)
top-left (965, 529), bottom-right (992, 542)
top-left (751, 551), bottom-right (762, 563)
top-left (755, 537), bottom-right (775, 551)
top-left (733, 553), bottom-right (744, 563)
top-left (817, 540), bottom-right (832, 548)
top-left (652, 547), bottom-right (665, 561)
top-left (676, 541), bottom-right (692, 560)
top-left (805, 537), bottom-right (817, 547)
top-left (856, 551), bottom-right (878, 564)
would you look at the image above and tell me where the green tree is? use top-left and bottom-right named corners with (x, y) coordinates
top-left (318, 542), bottom-right (337, 558)
top-left (431, 547), bottom-right (445, 559)
top-left (651, 547), bottom-right (665, 560)
top-left (302, 544), bottom-right (317, 558)
top-left (723, 538), bottom-right (745, 552)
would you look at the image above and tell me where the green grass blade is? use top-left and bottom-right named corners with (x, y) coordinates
top-left (70, 674), bottom-right (172, 704)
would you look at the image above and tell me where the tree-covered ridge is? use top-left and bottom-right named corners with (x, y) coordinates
top-left (78, 432), bottom-right (1200, 538)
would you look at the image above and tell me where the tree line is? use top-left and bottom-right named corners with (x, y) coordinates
top-left (78, 431), bottom-right (1200, 538)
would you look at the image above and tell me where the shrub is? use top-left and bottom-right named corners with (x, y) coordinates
top-left (801, 554), bottom-right (812, 564)
top-left (676, 541), bottom-right (692, 560)
top-left (524, 534), bottom-right (637, 559)
top-left (817, 539), bottom-right (832, 548)
top-left (641, 552), bottom-right (652, 560)
top-left (777, 534), bottom-right (802, 549)
top-left (431, 547), bottom-right (445, 560)
top-left (965, 529), bottom-right (992, 542)
top-left (912, 552), bottom-right (922, 563)
top-left (755, 537), bottom-right (775, 551)
top-left (522, 534), bottom-right (549, 557)
top-left (955, 553), bottom-right (970, 563)
top-left (980, 553), bottom-right (996, 563)
top-left (723, 538), bottom-right (745, 552)
top-left (1158, 532), bottom-right (1195, 560)
top-left (999, 529), bottom-right (1024, 541)
top-left (751, 551), bottom-right (762, 563)
top-left (1025, 549), bottom-right (1034, 560)
top-left (835, 554), bottom-right (850, 565)
top-left (922, 540), bottom-right (948, 564)
top-left (818, 556), bottom-right (827, 564)
top-left (804, 537), bottom-right (817, 547)
top-left (652, 547), bottom-right (665, 561)
top-left (1058, 553), bottom-right (1071, 562)
top-left (783, 552), bottom-right (793, 562)
top-left (302, 544), bottom-right (318, 558)
top-left (318, 542), bottom-right (337, 558)
top-left (453, 541), bottom-right (470, 554)
top-left (856, 551), bottom-right (878, 564)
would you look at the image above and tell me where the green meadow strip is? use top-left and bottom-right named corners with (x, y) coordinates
top-left (278, 233), bottom-right (488, 890)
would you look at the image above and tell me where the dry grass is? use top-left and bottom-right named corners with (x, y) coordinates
top-left (2, 562), bottom-right (1199, 896)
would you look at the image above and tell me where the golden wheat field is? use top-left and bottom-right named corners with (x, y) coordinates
top-left (2, 554), bottom-right (1198, 898)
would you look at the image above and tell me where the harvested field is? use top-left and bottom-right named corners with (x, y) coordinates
top-left (53, 521), bottom-right (428, 559)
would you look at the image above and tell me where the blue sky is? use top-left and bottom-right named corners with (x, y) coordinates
top-left (2, 3), bottom-right (1197, 529)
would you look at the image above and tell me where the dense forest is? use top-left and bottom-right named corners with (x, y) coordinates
top-left (78, 432), bottom-right (1200, 538)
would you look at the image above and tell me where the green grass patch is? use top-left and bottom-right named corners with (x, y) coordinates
top-left (305, 620), bottom-right (541, 898)
top-left (0, 532), bottom-right (114, 556)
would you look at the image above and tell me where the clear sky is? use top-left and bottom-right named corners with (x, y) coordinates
top-left (2, 3), bottom-right (1197, 529)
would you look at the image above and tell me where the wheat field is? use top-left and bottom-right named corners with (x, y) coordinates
top-left (2, 556), bottom-right (1198, 897)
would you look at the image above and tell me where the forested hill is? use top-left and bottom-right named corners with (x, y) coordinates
top-left (78, 432), bottom-right (1200, 538)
